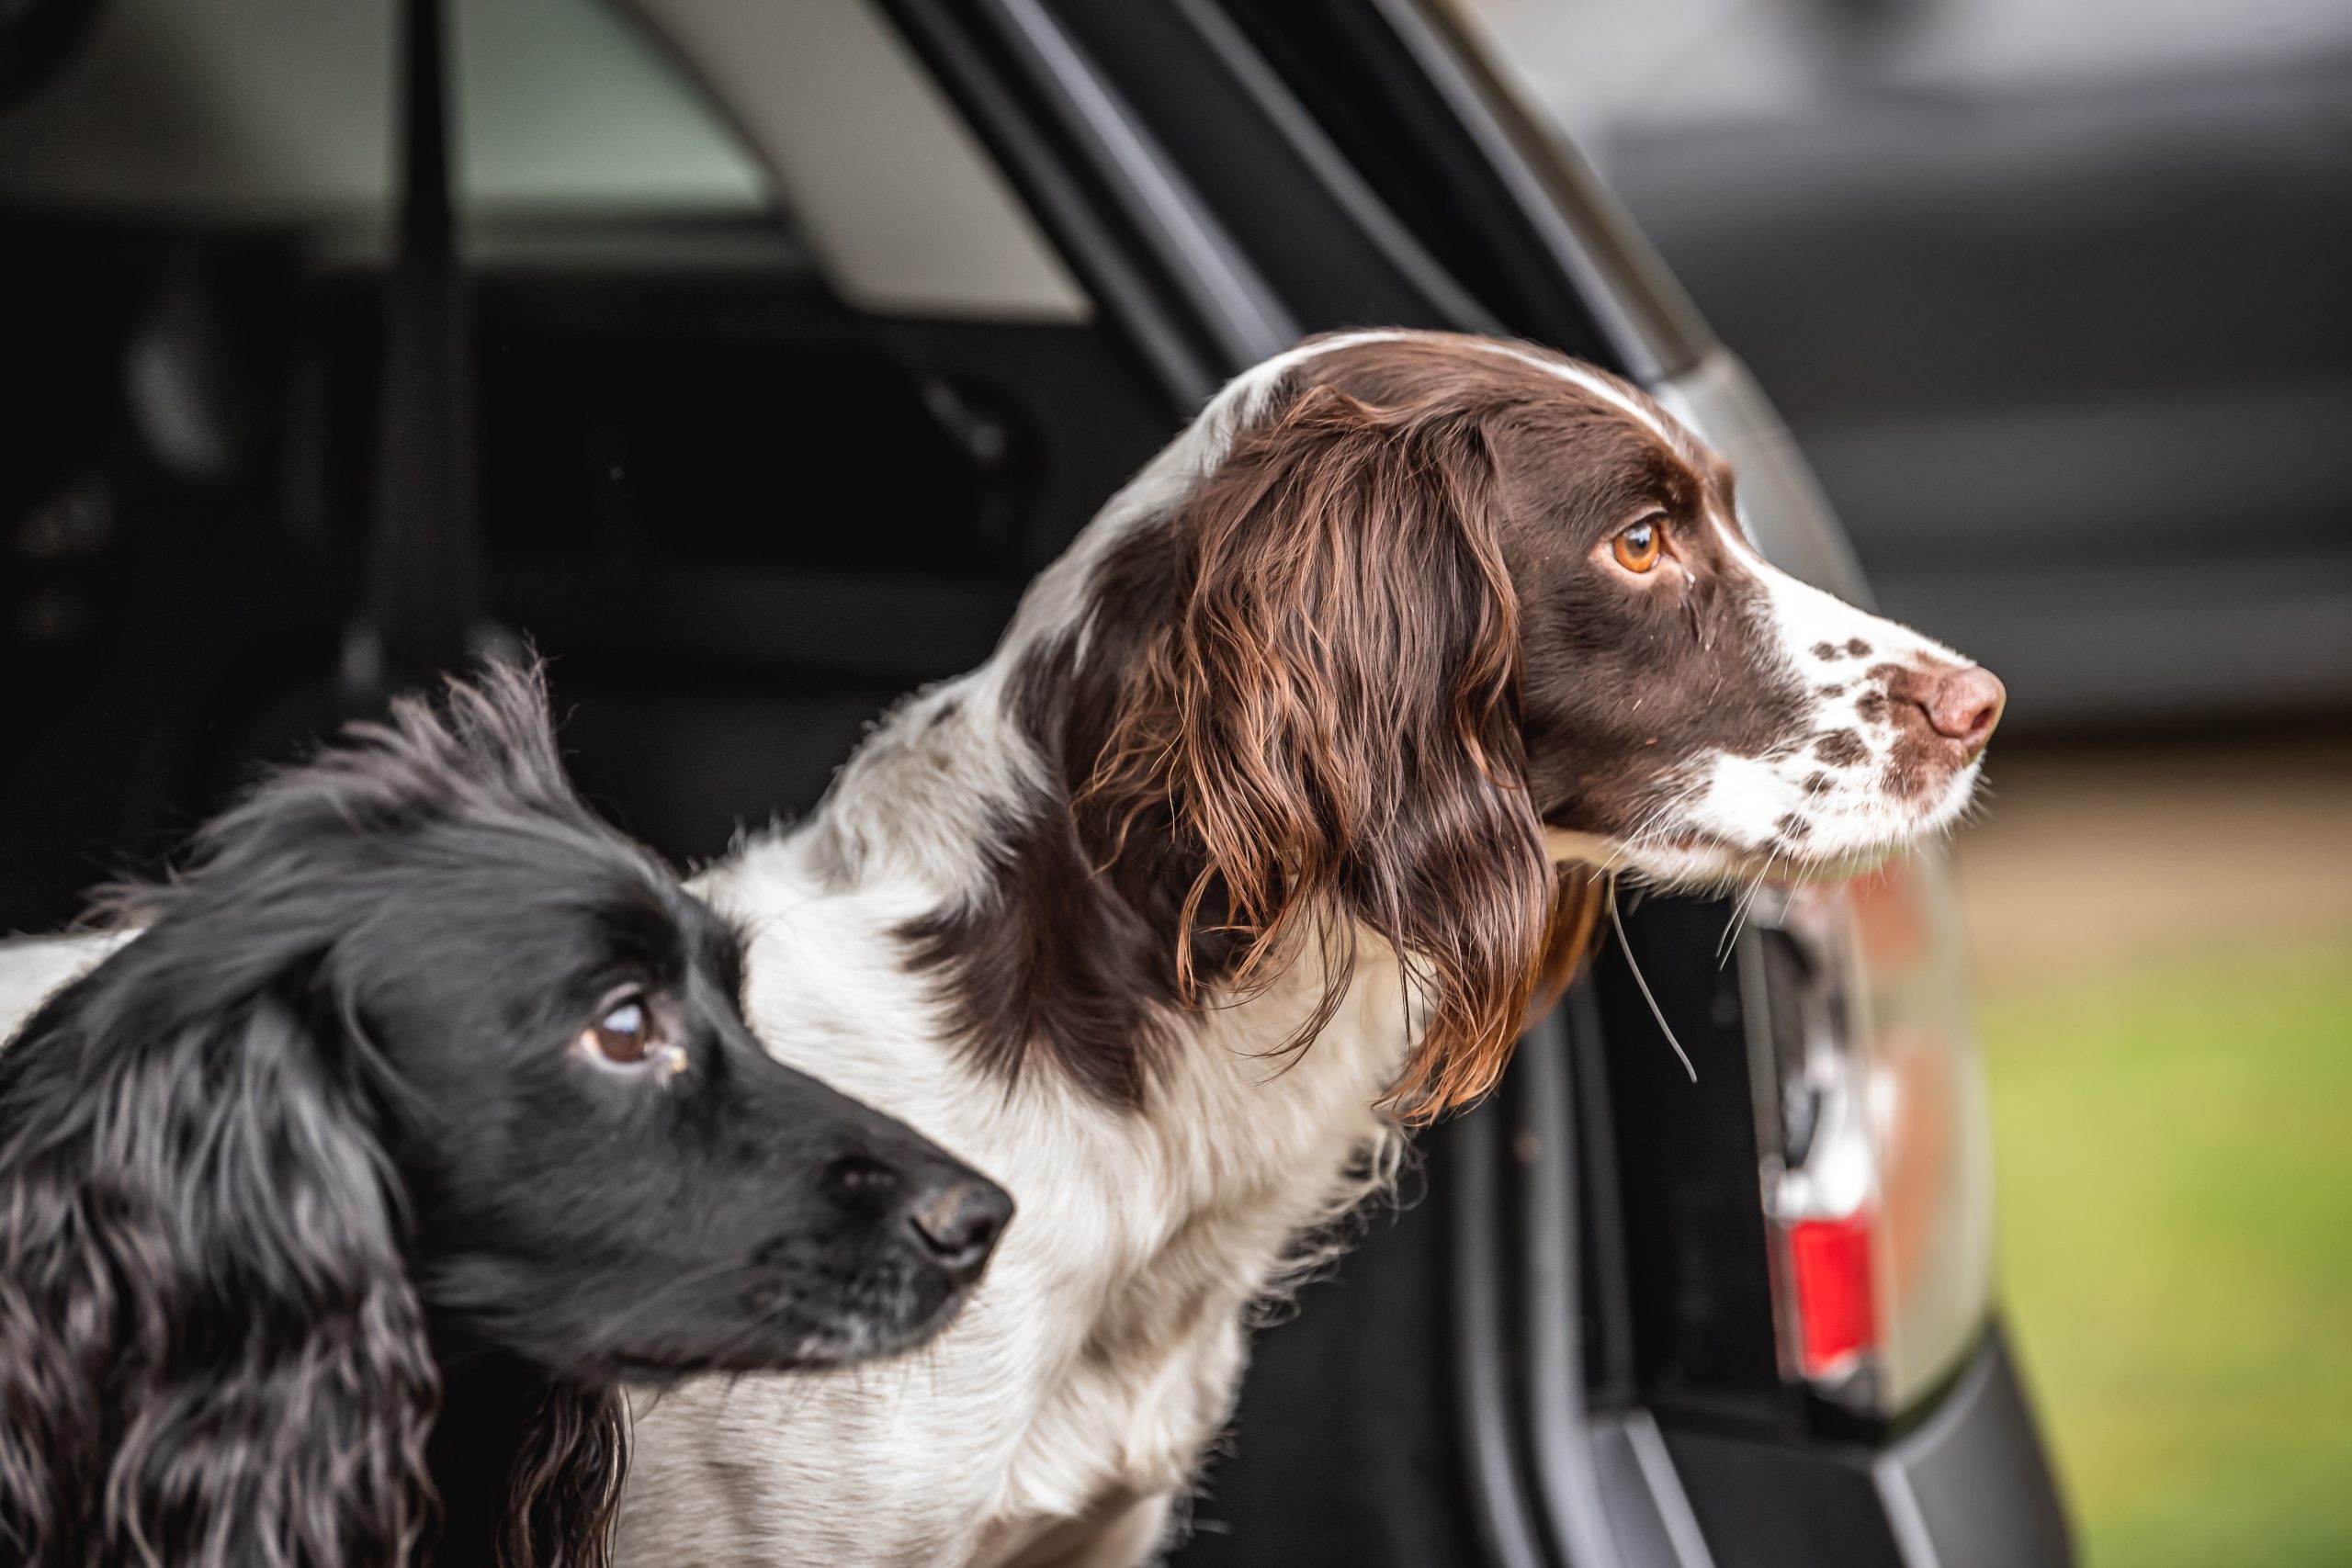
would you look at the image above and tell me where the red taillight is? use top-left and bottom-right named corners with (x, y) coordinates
top-left (1789, 1212), bottom-right (1878, 1378)
top-left (1747, 854), bottom-right (1996, 1416)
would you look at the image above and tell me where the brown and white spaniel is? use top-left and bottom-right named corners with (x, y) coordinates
top-left (603, 331), bottom-right (2002, 1567)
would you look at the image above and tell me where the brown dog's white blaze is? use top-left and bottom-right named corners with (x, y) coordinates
top-left (909, 330), bottom-right (2003, 1121)
top-left (1682, 525), bottom-right (2005, 873)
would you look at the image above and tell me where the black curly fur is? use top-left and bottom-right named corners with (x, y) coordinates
top-left (0, 664), bottom-right (1002, 1567)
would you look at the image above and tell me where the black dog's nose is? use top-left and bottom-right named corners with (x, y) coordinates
top-left (904, 1175), bottom-right (1013, 1282)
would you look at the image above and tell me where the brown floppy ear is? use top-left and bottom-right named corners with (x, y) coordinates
top-left (1082, 384), bottom-right (1556, 1120)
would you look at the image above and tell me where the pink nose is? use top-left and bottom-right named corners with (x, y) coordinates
top-left (1926, 666), bottom-right (2006, 751)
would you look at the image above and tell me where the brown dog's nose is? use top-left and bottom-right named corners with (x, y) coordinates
top-left (1926, 666), bottom-right (2006, 753)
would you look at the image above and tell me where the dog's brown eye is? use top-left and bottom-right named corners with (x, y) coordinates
top-left (580, 996), bottom-right (662, 1066)
top-left (1612, 520), bottom-right (1663, 573)
top-left (573, 993), bottom-right (690, 1078)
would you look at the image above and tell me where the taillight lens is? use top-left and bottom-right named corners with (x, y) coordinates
top-left (1742, 850), bottom-right (1996, 1415)
top-left (1788, 1213), bottom-right (1878, 1378)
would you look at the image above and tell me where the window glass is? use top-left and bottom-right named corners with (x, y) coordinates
top-left (0, 0), bottom-right (391, 223)
top-left (455, 0), bottom-right (770, 220)
top-left (0, 0), bottom-right (780, 242)
top-left (632, 0), bottom-right (1088, 319)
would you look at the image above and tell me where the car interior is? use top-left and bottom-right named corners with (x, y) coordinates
top-left (0, 0), bottom-right (1178, 932)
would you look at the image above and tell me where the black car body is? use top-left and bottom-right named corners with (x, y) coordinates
top-left (0, 1), bottom-right (2072, 1563)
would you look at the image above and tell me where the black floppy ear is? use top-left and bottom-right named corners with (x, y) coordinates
top-left (0, 957), bottom-right (436, 1568)
top-left (503, 1381), bottom-right (628, 1568)
top-left (0, 657), bottom-right (592, 1566)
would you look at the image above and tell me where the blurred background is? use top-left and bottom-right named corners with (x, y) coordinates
top-left (1459, 2), bottom-right (2352, 1562)
top-left (2, 0), bottom-right (2346, 1562)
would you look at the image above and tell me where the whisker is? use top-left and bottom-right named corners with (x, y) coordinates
top-left (1609, 876), bottom-right (1695, 1082)
top-left (1719, 855), bottom-right (1770, 965)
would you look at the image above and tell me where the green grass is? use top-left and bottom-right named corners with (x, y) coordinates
top-left (1983, 944), bottom-right (2352, 1568)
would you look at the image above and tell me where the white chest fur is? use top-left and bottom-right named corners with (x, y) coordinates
top-left (613, 829), bottom-right (1412, 1568)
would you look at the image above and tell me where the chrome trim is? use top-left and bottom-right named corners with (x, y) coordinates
top-left (1520, 1001), bottom-right (1628, 1568)
top-left (1451, 1100), bottom-right (1555, 1568)
top-left (993, 0), bottom-right (1297, 370)
top-left (1652, 348), bottom-right (1873, 602)
top-left (1369, 0), bottom-right (1715, 382)
top-left (1169, 0), bottom-right (1504, 334)
top-left (1624, 1410), bottom-right (1722, 1568)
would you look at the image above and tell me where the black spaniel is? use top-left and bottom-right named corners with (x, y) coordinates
top-left (0, 664), bottom-right (1011, 1568)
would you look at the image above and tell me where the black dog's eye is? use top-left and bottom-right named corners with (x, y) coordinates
top-left (585, 998), bottom-right (651, 1062)
top-left (574, 992), bottom-right (686, 1077)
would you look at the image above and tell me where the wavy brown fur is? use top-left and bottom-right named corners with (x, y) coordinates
top-left (1078, 384), bottom-right (1568, 1120)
